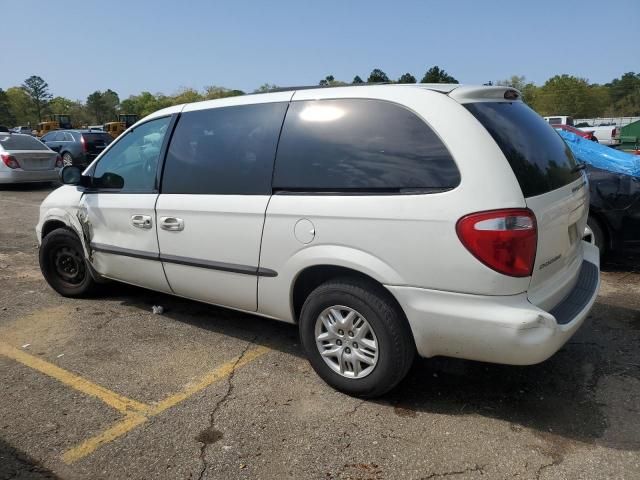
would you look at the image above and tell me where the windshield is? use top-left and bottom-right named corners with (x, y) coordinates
top-left (465, 102), bottom-right (581, 197)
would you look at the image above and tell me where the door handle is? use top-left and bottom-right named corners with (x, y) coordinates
top-left (131, 214), bottom-right (152, 229)
top-left (160, 216), bottom-right (184, 231)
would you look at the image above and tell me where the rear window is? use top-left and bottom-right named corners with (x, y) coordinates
top-left (465, 102), bottom-right (581, 197)
top-left (273, 99), bottom-right (459, 192)
top-left (0, 134), bottom-right (49, 151)
top-left (82, 133), bottom-right (113, 143)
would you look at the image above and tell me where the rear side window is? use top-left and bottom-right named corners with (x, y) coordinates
top-left (273, 99), bottom-right (459, 192)
top-left (0, 135), bottom-right (48, 151)
top-left (162, 103), bottom-right (288, 195)
top-left (465, 102), bottom-right (581, 197)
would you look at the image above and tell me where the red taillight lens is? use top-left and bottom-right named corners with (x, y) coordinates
top-left (80, 135), bottom-right (87, 152)
top-left (456, 209), bottom-right (537, 277)
top-left (612, 127), bottom-right (619, 139)
top-left (1, 153), bottom-right (20, 169)
top-left (55, 155), bottom-right (63, 168)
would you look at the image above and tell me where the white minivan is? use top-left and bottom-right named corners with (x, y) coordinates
top-left (37, 84), bottom-right (600, 397)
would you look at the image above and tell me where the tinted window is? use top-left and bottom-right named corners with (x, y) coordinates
top-left (273, 99), bottom-right (459, 192)
top-left (0, 134), bottom-right (48, 151)
top-left (465, 102), bottom-right (581, 197)
top-left (41, 132), bottom-right (56, 142)
top-left (162, 103), bottom-right (287, 195)
top-left (83, 133), bottom-right (113, 144)
top-left (93, 116), bottom-right (171, 192)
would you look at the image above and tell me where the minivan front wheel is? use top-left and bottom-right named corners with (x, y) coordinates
top-left (299, 278), bottom-right (415, 398)
top-left (40, 228), bottom-right (96, 297)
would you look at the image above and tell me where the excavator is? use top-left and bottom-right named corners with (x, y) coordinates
top-left (103, 114), bottom-right (139, 139)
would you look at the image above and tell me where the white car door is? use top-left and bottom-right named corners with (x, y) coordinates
top-left (81, 115), bottom-right (174, 292)
top-left (155, 98), bottom-right (290, 311)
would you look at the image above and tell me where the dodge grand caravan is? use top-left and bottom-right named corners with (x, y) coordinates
top-left (37, 84), bottom-right (600, 397)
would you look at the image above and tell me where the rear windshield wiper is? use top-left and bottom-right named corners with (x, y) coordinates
top-left (571, 163), bottom-right (586, 173)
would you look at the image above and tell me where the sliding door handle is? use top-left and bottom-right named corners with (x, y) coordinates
top-left (160, 216), bottom-right (184, 231)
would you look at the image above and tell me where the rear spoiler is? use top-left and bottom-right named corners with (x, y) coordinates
top-left (448, 86), bottom-right (523, 104)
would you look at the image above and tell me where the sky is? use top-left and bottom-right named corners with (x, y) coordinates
top-left (3, 0), bottom-right (639, 101)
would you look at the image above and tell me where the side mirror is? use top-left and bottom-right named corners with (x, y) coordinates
top-left (60, 165), bottom-right (82, 185)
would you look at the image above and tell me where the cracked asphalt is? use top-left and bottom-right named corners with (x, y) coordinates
top-left (1, 184), bottom-right (639, 480)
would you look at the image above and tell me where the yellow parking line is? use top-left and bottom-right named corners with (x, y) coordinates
top-left (62, 345), bottom-right (270, 464)
top-left (0, 342), bottom-right (149, 414)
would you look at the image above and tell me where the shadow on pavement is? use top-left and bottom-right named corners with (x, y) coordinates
top-left (0, 437), bottom-right (60, 479)
top-left (97, 275), bottom-right (640, 453)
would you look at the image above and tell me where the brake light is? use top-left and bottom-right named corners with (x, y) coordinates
top-left (55, 154), bottom-right (63, 168)
top-left (1, 153), bottom-right (20, 169)
top-left (80, 135), bottom-right (87, 152)
top-left (612, 127), bottom-right (619, 139)
top-left (456, 209), bottom-right (537, 277)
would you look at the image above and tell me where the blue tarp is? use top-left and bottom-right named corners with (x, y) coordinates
top-left (557, 130), bottom-right (640, 178)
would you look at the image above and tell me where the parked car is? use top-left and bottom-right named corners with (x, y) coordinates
top-left (12, 126), bottom-right (35, 136)
top-left (0, 133), bottom-right (62, 184)
top-left (37, 84), bottom-right (600, 397)
top-left (40, 129), bottom-right (113, 167)
top-left (584, 165), bottom-right (640, 254)
top-left (554, 124), bottom-right (598, 142)
top-left (557, 130), bottom-right (640, 254)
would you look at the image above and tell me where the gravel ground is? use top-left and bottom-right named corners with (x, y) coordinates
top-left (0, 184), bottom-right (638, 480)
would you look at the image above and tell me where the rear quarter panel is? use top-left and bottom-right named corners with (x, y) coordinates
top-left (258, 86), bottom-right (530, 322)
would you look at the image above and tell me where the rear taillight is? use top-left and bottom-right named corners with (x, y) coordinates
top-left (1, 153), bottom-right (20, 169)
top-left (456, 209), bottom-right (537, 277)
top-left (80, 135), bottom-right (87, 152)
top-left (55, 155), bottom-right (63, 168)
top-left (612, 127), bottom-right (619, 139)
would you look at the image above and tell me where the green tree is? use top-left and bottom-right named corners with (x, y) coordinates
top-left (86, 91), bottom-right (106, 123)
top-left (397, 73), bottom-right (417, 84)
top-left (5, 87), bottom-right (34, 126)
top-left (606, 72), bottom-right (640, 116)
top-left (254, 83), bottom-right (279, 93)
top-left (496, 75), bottom-right (538, 105)
top-left (352, 75), bottom-right (364, 84)
top-left (171, 87), bottom-right (203, 105)
top-left (0, 89), bottom-right (15, 126)
top-left (101, 89), bottom-right (120, 120)
top-left (420, 66), bottom-right (458, 84)
top-left (319, 75), bottom-right (348, 87)
top-left (22, 75), bottom-right (52, 122)
top-left (532, 75), bottom-right (607, 117)
top-left (367, 69), bottom-right (390, 83)
top-left (203, 85), bottom-right (244, 100)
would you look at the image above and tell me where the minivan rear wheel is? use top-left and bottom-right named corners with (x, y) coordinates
top-left (40, 228), bottom-right (96, 297)
top-left (299, 278), bottom-right (415, 398)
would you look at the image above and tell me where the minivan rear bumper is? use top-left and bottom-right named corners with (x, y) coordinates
top-left (387, 242), bottom-right (600, 365)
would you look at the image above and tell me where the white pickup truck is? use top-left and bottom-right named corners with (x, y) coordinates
top-left (578, 123), bottom-right (621, 146)
top-left (544, 116), bottom-right (620, 146)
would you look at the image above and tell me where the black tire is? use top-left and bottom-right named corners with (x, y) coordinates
top-left (62, 152), bottom-right (74, 166)
top-left (591, 136), bottom-right (599, 142)
top-left (299, 278), bottom-right (415, 398)
top-left (587, 216), bottom-right (606, 255)
top-left (39, 228), bottom-right (96, 297)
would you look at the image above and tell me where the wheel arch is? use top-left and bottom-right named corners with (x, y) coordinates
top-left (290, 264), bottom-right (407, 326)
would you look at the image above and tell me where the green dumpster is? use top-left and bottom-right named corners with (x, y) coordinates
top-left (619, 119), bottom-right (640, 151)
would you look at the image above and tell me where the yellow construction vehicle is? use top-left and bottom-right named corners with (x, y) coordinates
top-left (35, 114), bottom-right (73, 137)
top-left (104, 114), bottom-right (139, 139)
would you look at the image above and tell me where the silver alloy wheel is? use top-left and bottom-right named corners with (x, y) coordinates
top-left (314, 305), bottom-right (379, 379)
top-left (62, 153), bottom-right (73, 166)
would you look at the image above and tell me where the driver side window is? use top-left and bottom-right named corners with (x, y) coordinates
top-left (93, 116), bottom-right (171, 192)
